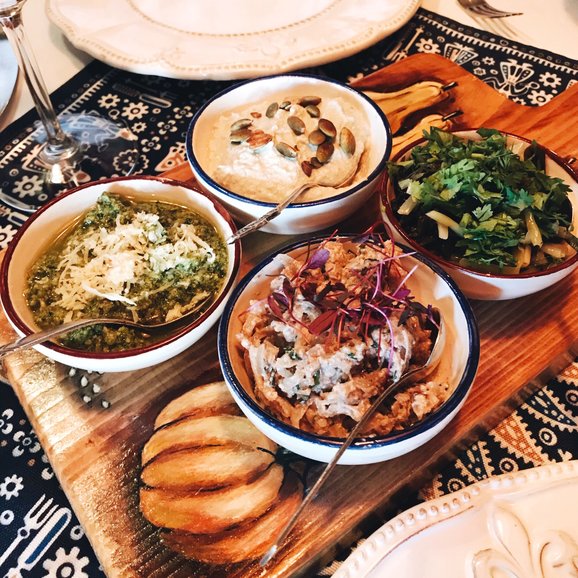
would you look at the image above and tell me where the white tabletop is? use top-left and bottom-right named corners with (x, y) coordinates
top-left (0, 0), bottom-right (577, 132)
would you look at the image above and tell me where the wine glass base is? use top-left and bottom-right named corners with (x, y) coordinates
top-left (31, 112), bottom-right (140, 204)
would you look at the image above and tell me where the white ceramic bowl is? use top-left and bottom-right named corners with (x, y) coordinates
top-left (187, 74), bottom-right (391, 235)
top-left (382, 130), bottom-right (578, 300)
top-left (0, 176), bottom-right (241, 373)
top-left (218, 235), bottom-right (479, 465)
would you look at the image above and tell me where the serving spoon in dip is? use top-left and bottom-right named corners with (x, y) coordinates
top-left (227, 158), bottom-right (361, 243)
top-left (0, 297), bottom-right (211, 359)
top-left (260, 308), bottom-right (446, 566)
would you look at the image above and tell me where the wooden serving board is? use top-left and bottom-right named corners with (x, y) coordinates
top-left (2, 54), bottom-right (578, 578)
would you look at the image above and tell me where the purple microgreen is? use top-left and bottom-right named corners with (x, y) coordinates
top-left (303, 247), bottom-right (330, 271)
top-left (281, 277), bottom-right (295, 301)
top-left (391, 263), bottom-right (418, 300)
top-left (299, 282), bottom-right (318, 304)
top-left (383, 313), bottom-right (395, 373)
top-left (293, 232), bottom-right (338, 280)
top-left (336, 314), bottom-right (345, 344)
top-left (364, 302), bottom-right (391, 326)
top-left (272, 290), bottom-right (290, 308)
top-left (268, 293), bottom-right (287, 319)
top-left (264, 227), bottom-right (431, 351)
top-left (307, 309), bottom-right (338, 335)
top-left (392, 285), bottom-right (412, 303)
top-left (398, 305), bottom-right (411, 326)
top-left (426, 303), bottom-right (440, 329)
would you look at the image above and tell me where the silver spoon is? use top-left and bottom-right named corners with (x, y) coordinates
top-left (0, 192), bottom-right (38, 214)
top-left (260, 308), bottom-right (446, 566)
top-left (0, 297), bottom-right (210, 359)
top-left (227, 160), bottom-right (361, 244)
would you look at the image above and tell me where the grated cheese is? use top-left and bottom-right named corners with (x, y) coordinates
top-left (54, 210), bottom-right (216, 322)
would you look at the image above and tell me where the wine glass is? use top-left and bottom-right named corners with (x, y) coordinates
top-left (0, 0), bottom-right (139, 206)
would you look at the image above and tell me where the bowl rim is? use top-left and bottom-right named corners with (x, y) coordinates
top-left (382, 128), bottom-right (578, 281)
top-left (186, 72), bottom-right (392, 209)
top-left (0, 175), bottom-right (242, 361)
top-left (217, 234), bottom-right (480, 451)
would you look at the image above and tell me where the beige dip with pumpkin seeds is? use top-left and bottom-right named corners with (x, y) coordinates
top-left (206, 95), bottom-right (370, 203)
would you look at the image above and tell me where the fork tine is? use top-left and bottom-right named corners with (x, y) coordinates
top-left (485, 12), bottom-right (522, 19)
top-left (31, 497), bottom-right (54, 520)
top-left (471, 4), bottom-right (522, 17)
top-left (488, 15), bottom-right (517, 37)
top-left (37, 504), bottom-right (59, 524)
top-left (27, 494), bottom-right (49, 517)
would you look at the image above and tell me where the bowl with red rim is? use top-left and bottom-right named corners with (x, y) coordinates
top-left (0, 176), bottom-right (241, 372)
top-left (381, 129), bottom-right (578, 300)
top-left (217, 233), bottom-right (479, 465)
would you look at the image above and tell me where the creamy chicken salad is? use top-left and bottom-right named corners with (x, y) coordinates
top-left (237, 235), bottom-right (449, 437)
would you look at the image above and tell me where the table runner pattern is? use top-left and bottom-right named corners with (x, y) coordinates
top-left (0, 8), bottom-right (577, 577)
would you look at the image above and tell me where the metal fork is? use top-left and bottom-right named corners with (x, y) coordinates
top-left (0, 495), bottom-right (58, 568)
top-left (457, 0), bottom-right (522, 18)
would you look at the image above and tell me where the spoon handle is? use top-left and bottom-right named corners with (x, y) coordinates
top-left (227, 182), bottom-right (312, 244)
top-left (259, 366), bottom-right (420, 566)
top-left (0, 319), bottom-right (104, 358)
top-left (0, 296), bottom-right (212, 359)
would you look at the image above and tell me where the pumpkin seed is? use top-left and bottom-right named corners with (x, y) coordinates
top-left (301, 160), bottom-right (313, 177)
top-left (287, 116), bottom-right (306, 135)
top-left (316, 142), bottom-right (334, 164)
top-left (318, 118), bottom-right (337, 139)
top-left (275, 141), bottom-right (297, 158)
top-left (230, 128), bottom-right (252, 144)
top-left (266, 102), bottom-right (279, 118)
top-left (280, 100), bottom-right (292, 110)
top-left (339, 127), bottom-right (356, 155)
top-left (298, 96), bottom-right (321, 106)
top-left (308, 129), bottom-right (326, 146)
top-left (230, 118), bottom-right (253, 132)
top-left (247, 132), bottom-right (272, 149)
top-left (305, 105), bottom-right (320, 118)
top-left (310, 157), bottom-right (323, 169)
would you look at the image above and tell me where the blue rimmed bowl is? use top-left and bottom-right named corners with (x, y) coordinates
top-left (187, 73), bottom-right (391, 235)
top-left (217, 235), bottom-right (479, 465)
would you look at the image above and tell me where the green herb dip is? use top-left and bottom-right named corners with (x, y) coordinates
top-left (26, 193), bottom-right (228, 352)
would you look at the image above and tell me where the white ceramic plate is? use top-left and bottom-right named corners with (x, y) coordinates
top-left (334, 460), bottom-right (578, 577)
top-left (46, 0), bottom-right (421, 80)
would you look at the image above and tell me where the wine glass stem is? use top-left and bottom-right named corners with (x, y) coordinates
top-left (0, 5), bottom-right (78, 163)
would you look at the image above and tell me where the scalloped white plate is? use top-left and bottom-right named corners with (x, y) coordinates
top-left (335, 461), bottom-right (578, 578)
top-left (46, 0), bottom-right (421, 80)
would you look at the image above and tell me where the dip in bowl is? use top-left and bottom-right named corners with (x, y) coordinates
top-left (382, 128), bottom-right (578, 300)
top-left (0, 176), bottom-right (241, 372)
top-left (188, 74), bottom-right (391, 235)
top-left (218, 232), bottom-right (479, 464)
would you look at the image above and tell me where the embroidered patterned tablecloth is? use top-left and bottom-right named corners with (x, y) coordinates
top-left (0, 8), bottom-right (577, 578)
